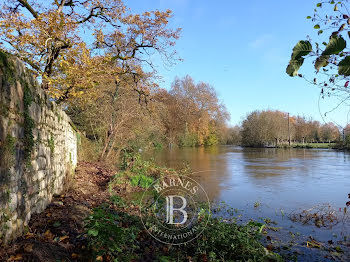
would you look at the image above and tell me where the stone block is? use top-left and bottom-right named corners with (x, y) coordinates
top-left (37, 157), bottom-right (47, 170)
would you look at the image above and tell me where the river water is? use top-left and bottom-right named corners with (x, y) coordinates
top-left (146, 146), bottom-right (350, 260)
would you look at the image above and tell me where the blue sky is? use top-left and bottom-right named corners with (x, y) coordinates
top-left (126, 0), bottom-right (350, 127)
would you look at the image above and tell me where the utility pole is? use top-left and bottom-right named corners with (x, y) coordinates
top-left (288, 113), bottom-right (291, 146)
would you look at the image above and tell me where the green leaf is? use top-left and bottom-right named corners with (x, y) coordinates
top-left (286, 57), bottom-right (305, 77)
top-left (322, 35), bottom-right (346, 55)
top-left (338, 56), bottom-right (350, 76)
top-left (88, 229), bottom-right (99, 236)
top-left (53, 221), bottom-right (61, 227)
top-left (306, 16), bottom-right (312, 19)
top-left (315, 55), bottom-right (329, 72)
top-left (317, 3), bottom-right (322, 7)
top-left (318, 30), bottom-right (323, 35)
top-left (334, 4), bottom-right (338, 11)
top-left (314, 24), bottom-right (320, 29)
top-left (291, 40), bottom-right (312, 60)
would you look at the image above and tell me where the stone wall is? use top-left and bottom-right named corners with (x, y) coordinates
top-left (0, 51), bottom-right (78, 244)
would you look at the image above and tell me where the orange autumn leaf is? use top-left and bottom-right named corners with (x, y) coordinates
top-left (8, 254), bottom-right (23, 261)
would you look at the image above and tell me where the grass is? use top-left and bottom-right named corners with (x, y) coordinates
top-left (292, 142), bottom-right (337, 149)
top-left (274, 142), bottom-right (337, 149)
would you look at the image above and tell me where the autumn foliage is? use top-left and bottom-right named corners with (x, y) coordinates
top-left (0, 0), bottom-right (180, 101)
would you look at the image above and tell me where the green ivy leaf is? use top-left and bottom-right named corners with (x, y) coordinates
top-left (314, 24), bottom-right (320, 29)
top-left (306, 16), bottom-right (312, 19)
top-left (317, 3), bottom-right (322, 7)
top-left (322, 35), bottom-right (346, 55)
top-left (338, 56), bottom-right (350, 76)
top-left (286, 57), bottom-right (305, 77)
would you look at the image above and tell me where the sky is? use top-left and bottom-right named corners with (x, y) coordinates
top-left (126, 0), bottom-right (350, 127)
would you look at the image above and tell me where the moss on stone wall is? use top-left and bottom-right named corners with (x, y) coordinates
top-left (0, 50), bottom-right (15, 84)
top-left (0, 102), bottom-right (9, 117)
top-left (22, 84), bottom-right (34, 162)
top-left (0, 135), bottom-right (15, 232)
top-left (48, 133), bottom-right (55, 154)
top-left (0, 134), bottom-right (16, 164)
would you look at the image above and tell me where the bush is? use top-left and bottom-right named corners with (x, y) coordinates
top-left (84, 201), bottom-right (282, 261)
top-left (179, 132), bottom-right (199, 147)
top-left (84, 205), bottom-right (141, 261)
top-left (204, 133), bottom-right (219, 146)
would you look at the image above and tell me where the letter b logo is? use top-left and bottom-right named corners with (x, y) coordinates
top-left (165, 195), bottom-right (188, 225)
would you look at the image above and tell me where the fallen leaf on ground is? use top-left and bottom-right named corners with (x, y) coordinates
top-left (44, 230), bottom-right (54, 240)
top-left (24, 243), bottom-right (33, 252)
top-left (8, 254), bottom-right (23, 261)
top-left (59, 235), bottom-right (69, 242)
top-left (24, 232), bottom-right (34, 239)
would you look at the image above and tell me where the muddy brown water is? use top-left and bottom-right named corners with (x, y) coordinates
top-left (145, 146), bottom-right (350, 261)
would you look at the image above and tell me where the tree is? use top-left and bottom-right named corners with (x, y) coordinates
top-left (241, 110), bottom-right (290, 147)
top-left (286, 1), bottom-right (350, 109)
top-left (320, 122), bottom-right (340, 142)
top-left (224, 126), bottom-right (242, 145)
top-left (168, 76), bottom-right (229, 146)
top-left (68, 72), bottom-right (164, 162)
top-left (152, 75), bottom-right (229, 147)
top-left (293, 116), bottom-right (309, 144)
top-left (0, 0), bottom-right (180, 102)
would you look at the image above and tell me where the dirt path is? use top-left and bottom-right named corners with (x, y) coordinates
top-left (0, 162), bottom-right (116, 262)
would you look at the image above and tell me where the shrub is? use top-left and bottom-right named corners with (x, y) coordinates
top-left (84, 205), bottom-right (141, 261)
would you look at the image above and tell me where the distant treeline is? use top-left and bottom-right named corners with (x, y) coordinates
top-left (236, 110), bottom-right (348, 148)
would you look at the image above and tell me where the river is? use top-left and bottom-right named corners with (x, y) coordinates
top-left (146, 146), bottom-right (350, 260)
